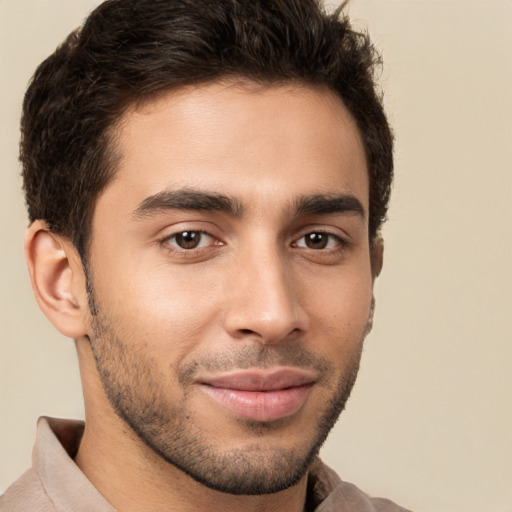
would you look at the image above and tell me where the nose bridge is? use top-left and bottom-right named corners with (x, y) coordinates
top-left (223, 239), bottom-right (307, 343)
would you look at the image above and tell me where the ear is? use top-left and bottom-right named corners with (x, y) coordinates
top-left (366, 235), bottom-right (383, 336)
top-left (25, 220), bottom-right (89, 339)
top-left (370, 234), bottom-right (384, 280)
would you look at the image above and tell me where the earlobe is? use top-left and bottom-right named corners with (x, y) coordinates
top-left (25, 221), bottom-right (88, 339)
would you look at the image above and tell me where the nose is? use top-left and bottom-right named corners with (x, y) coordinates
top-left (222, 245), bottom-right (308, 344)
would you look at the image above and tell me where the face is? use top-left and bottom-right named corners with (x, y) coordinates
top-left (85, 82), bottom-right (374, 495)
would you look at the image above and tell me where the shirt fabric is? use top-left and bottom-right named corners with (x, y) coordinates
top-left (0, 417), bottom-right (412, 512)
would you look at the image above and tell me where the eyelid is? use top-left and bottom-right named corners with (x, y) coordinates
top-left (156, 222), bottom-right (226, 259)
top-left (292, 223), bottom-right (350, 243)
top-left (156, 219), bottom-right (224, 242)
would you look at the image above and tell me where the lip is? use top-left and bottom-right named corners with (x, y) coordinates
top-left (198, 368), bottom-right (316, 422)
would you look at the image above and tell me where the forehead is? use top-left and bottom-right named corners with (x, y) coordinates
top-left (99, 81), bottom-right (368, 218)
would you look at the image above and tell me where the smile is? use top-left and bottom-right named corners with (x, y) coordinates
top-left (198, 368), bottom-right (316, 422)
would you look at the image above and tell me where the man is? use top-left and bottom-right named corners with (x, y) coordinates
top-left (1, 0), bottom-right (409, 510)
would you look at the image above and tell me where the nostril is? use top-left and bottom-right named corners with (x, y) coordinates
top-left (239, 329), bottom-right (255, 335)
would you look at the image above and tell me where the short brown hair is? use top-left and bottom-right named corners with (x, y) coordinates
top-left (21, 0), bottom-right (393, 257)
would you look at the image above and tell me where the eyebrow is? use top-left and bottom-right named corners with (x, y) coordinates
top-left (133, 188), bottom-right (365, 222)
top-left (291, 194), bottom-right (365, 219)
top-left (133, 188), bottom-right (243, 219)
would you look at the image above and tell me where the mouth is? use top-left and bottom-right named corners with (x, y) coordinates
top-left (197, 368), bottom-right (317, 422)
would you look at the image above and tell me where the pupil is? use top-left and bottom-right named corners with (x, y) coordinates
top-left (176, 231), bottom-right (200, 249)
top-left (306, 233), bottom-right (328, 249)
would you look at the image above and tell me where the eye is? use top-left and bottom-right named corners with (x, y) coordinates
top-left (295, 232), bottom-right (341, 250)
top-left (167, 231), bottom-right (214, 250)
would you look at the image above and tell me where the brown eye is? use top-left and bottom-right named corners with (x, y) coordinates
top-left (304, 233), bottom-right (328, 249)
top-left (170, 231), bottom-right (211, 249)
top-left (295, 232), bottom-right (341, 250)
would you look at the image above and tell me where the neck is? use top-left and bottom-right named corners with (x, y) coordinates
top-left (75, 419), bottom-right (309, 512)
top-left (75, 339), bottom-right (309, 512)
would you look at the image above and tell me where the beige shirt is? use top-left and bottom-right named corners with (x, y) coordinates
top-left (0, 417), bottom-right (412, 511)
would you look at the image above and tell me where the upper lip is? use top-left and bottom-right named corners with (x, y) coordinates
top-left (197, 367), bottom-right (317, 392)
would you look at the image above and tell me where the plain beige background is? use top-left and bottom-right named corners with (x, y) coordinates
top-left (1, 1), bottom-right (511, 510)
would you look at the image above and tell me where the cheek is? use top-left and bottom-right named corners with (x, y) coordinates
top-left (303, 269), bottom-right (374, 354)
top-left (91, 255), bottom-right (225, 360)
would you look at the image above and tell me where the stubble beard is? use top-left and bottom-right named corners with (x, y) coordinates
top-left (86, 289), bottom-right (364, 496)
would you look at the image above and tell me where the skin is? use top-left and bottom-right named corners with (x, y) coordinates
top-left (25, 82), bottom-right (383, 512)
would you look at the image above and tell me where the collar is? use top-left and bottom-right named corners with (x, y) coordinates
top-left (33, 417), bottom-right (115, 511)
top-left (33, 416), bottom-right (369, 512)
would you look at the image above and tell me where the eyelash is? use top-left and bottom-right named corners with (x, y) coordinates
top-left (292, 231), bottom-right (346, 251)
top-left (160, 230), bottom-right (220, 255)
top-left (160, 228), bottom-right (348, 257)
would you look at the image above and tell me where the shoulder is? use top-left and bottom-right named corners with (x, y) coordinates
top-left (310, 459), bottom-right (413, 512)
top-left (0, 469), bottom-right (55, 512)
top-left (330, 479), bottom-right (413, 512)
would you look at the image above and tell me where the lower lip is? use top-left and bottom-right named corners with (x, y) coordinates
top-left (200, 384), bottom-right (313, 422)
